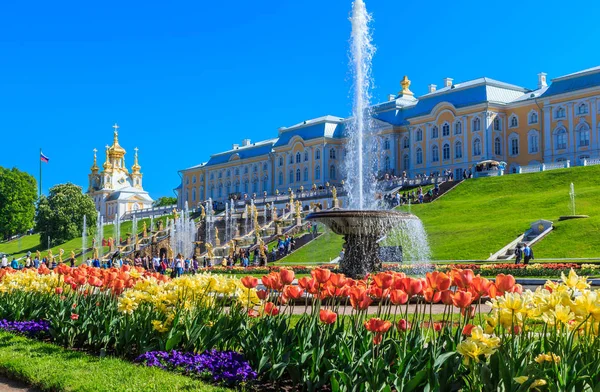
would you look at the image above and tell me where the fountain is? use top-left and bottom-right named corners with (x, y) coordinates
top-left (81, 215), bottom-right (87, 261)
top-left (306, 0), bottom-right (431, 278)
top-left (170, 202), bottom-right (197, 258)
top-left (558, 183), bottom-right (589, 221)
top-left (94, 212), bottom-right (104, 261)
top-left (205, 199), bottom-right (214, 246)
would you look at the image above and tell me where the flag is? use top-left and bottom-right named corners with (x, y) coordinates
top-left (40, 152), bottom-right (49, 163)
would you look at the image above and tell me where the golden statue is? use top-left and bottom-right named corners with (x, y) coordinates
top-left (275, 189), bottom-right (279, 195)
top-left (253, 206), bottom-right (260, 231)
top-left (206, 243), bottom-right (214, 259)
top-left (200, 205), bottom-right (206, 220)
top-left (228, 240), bottom-right (235, 258)
top-left (398, 75), bottom-right (414, 96)
top-left (142, 222), bottom-right (147, 238)
top-left (215, 227), bottom-right (219, 239)
top-left (273, 206), bottom-right (278, 220)
top-left (36, 250), bottom-right (41, 261)
top-left (300, 185), bottom-right (304, 193)
top-left (167, 244), bottom-right (174, 259)
top-left (172, 208), bottom-right (179, 221)
top-left (326, 182), bottom-right (330, 188)
top-left (312, 184), bottom-right (317, 191)
top-left (295, 200), bottom-right (302, 218)
top-left (332, 186), bottom-right (338, 201)
top-left (92, 247), bottom-right (98, 260)
top-left (108, 237), bottom-right (114, 250)
top-left (258, 239), bottom-right (266, 261)
top-left (341, 180), bottom-right (345, 186)
top-left (70, 250), bottom-right (75, 260)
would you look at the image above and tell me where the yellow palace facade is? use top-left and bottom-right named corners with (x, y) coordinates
top-left (176, 66), bottom-right (600, 207)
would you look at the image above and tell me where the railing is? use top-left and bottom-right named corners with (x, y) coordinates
top-left (380, 175), bottom-right (448, 191)
top-left (583, 158), bottom-right (600, 167)
top-left (120, 204), bottom-right (176, 221)
top-left (518, 160), bottom-right (570, 174)
top-left (232, 188), bottom-right (343, 208)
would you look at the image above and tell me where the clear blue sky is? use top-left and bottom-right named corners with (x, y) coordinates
top-left (1, 0), bottom-right (599, 199)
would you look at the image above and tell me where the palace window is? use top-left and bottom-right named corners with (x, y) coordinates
top-left (226, 184), bottom-right (231, 195)
top-left (279, 157), bottom-right (283, 167)
top-left (403, 154), bottom-right (409, 169)
top-left (244, 180), bottom-right (249, 193)
top-left (329, 165), bottom-right (336, 180)
top-left (218, 172), bottom-right (222, 178)
top-left (431, 126), bottom-right (439, 139)
top-left (403, 136), bottom-right (409, 149)
top-left (454, 121), bottom-right (462, 135)
top-left (510, 136), bottom-right (519, 156)
top-left (442, 123), bottom-right (450, 137)
top-left (578, 124), bottom-right (590, 147)
top-left (295, 169), bottom-right (301, 182)
top-left (192, 188), bottom-right (196, 202)
top-left (192, 175), bottom-right (196, 184)
top-left (556, 107), bottom-right (566, 119)
top-left (253, 165), bottom-right (258, 173)
top-left (234, 169), bottom-right (238, 176)
top-left (384, 156), bottom-right (391, 171)
top-left (473, 117), bottom-right (481, 131)
top-left (315, 166), bottom-right (321, 180)
top-left (263, 178), bottom-right (268, 192)
top-left (218, 185), bottom-right (223, 198)
top-left (529, 111), bottom-right (538, 124)
top-left (289, 154), bottom-right (293, 164)
top-left (303, 167), bottom-right (308, 181)
top-left (304, 151), bottom-right (308, 161)
top-left (278, 172), bottom-right (283, 186)
top-left (556, 129), bottom-right (567, 150)
top-left (494, 137), bottom-right (502, 156)
top-left (186, 177), bottom-right (189, 185)
top-left (416, 148), bottom-right (423, 164)
top-left (330, 148), bottom-right (336, 159)
top-left (289, 170), bottom-right (293, 184)
top-left (431, 145), bottom-right (439, 162)
top-left (263, 163), bottom-right (268, 171)
top-left (384, 139), bottom-right (390, 150)
top-left (315, 149), bottom-right (321, 160)
top-left (244, 167), bottom-right (248, 174)
top-left (509, 116), bottom-right (518, 128)
top-left (252, 180), bottom-right (258, 193)
top-left (210, 173), bottom-right (214, 180)
top-left (455, 141), bottom-right (463, 159)
top-left (577, 103), bottom-right (588, 115)
top-left (295, 152), bottom-right (301, 163)
top-left (416, 129), bottom-right (423, 141)
top-left (529, 131), bottom-right (539, 153)
top-left (494, 117), bottom-right (501, 131)
top-left (473, 139), bottom-right (482, 156)
top-left (443, 143), bottom-right (450, 160)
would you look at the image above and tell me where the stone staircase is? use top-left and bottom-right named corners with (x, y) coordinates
top-left (488, 220), bottom-right (553, 261)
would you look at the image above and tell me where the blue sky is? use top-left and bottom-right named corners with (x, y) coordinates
top-left (1, 0), bottom-right (599, 199)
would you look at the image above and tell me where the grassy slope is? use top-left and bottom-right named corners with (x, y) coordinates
top-left (0, 215), bottom-right (172, 262)
top-left (0, 331), bottom-right (227, 392)
top-left (401, 165), bottom-right (600, 260)
top-left (277, 230), bottom-right (345, 264)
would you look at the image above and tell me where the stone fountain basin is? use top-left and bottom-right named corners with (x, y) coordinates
top-left (306, 210), bottom-right (417, 237)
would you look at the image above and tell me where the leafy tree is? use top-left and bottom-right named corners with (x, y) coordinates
top-left (0, 167), bottom-right (37, 240)
top-left (153, 196), bottom-right (177, 207)
top-left (35, 183), bottom-right (97, 248)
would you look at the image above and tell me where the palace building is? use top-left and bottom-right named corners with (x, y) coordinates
top-left (175, 66), bottom-right (600, 207)
top-left (88, 124), bottom-right (154, 220)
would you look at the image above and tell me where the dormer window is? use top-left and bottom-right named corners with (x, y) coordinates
top-left (279, 157), bottom-right (283, 167)
top-left (556, 107), bottom-right (566, 119)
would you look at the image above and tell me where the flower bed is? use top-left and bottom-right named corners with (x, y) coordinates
top-left (0, 264), bottom-right (599, 390)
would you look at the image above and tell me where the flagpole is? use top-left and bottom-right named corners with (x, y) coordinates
top-left (39, 148), bottom-right (42, 197)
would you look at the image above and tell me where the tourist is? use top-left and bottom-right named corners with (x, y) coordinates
top-left (160, 258), bottom-right (168, 275)
top-left (152, 255), bottom-right (160, 272)
top-left (85, 257), bottom-right (92, 266)
top-left (192, 255), bottom-right (199, 273)
top-left (25, 256), bottom-right (32, 268)
top-left (242, 253), bottom-right (249, 268)
top-left (175, 254), bottom-right (184, 277)
top-left (10, 258), bottom-right (19, 270)
top-left (69, 256), bottom-right (76, 267)
top-left (514, 244), bottom-right (522, 265)
top-left (51, 258), bottom-right (57, 269)
top-left (339, 249), bottom-right (345, 261)
top-left (92, 258), bottom-right (100, 268)
top-left (1, 254), bottom-right (8, 268)
top-left (523, 243), bottom-right (534, 265)
top-left (33, 256), bottom-right (40, 269)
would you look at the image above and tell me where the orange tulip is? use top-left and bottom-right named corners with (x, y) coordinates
top-left (263, 302), bottom-right (279, 316)
top-left (329, 273), bottom-right (347, 288)
top-left (424, 288), bottom-right (441, 303)
top-left (452, 290), bottom-right (473, 309)
top-left (389, 289), bottom-right (408, 305)
top-left (319, 309), bottom-right (337, 324)
top-left (440, 290), bottom-right (453, 305)
top-left (452, 269), bottom-right (474, 290)
top-left (373, 272), bottom-right (393, 290)
top-left (470, 276), bottom-right (492, 299)
top-left (426, 271), bottom-right (451, 292)
top-left (279, 269), bottom-right (295, 285)
top-left (433, 322), bottom-right (443, 332)
top-left (462, 323), bottom-right (476, 336)
top-left (349, 287), bottom-right (372, 310)
top-left (241, 276), bottom-right (259, 289)
top-left (311, 268), bottom-right (331, 284)
top-left (461, 305), bottom-right (476, 319)
top-left (283, 285), bottom-right (304, 299)
top-left (298, 277), bottom-right (318, 295)
top-left (55, 287), bottom-right (63, 294)
top-left (494, 273), bottom-right (516, 295)
top-left (401, 278), bottom-right (423, 297)
top-left (364, 318), bottom-right (392, 333)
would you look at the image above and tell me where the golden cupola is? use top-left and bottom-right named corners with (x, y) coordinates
top-left (131, 147), bottom-right (141, 174)
top-left (90, 148), bottom-right (99, 173)
top-left (103, 145), bottom-right (112, 171)
top-left (108, 123), bottom-right (126, 157)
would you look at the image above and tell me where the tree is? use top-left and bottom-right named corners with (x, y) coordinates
top-left (0, 167), bottom-right (37, 240)
top-left (153, 196), bottom-right (177, 207)
top-left (35, 183), bottom-right (97, 248)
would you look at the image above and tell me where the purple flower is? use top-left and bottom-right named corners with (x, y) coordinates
top-left (0, 320), bottom-right (49, 337)
top-left (136, 349), bottom-right (257, 385)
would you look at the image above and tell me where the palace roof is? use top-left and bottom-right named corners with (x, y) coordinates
top-left (203, 139), bottom-right (277, 167)
top-left (542, 66), bottom-right (600, 97)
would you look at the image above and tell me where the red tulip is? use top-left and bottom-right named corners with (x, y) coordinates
top-left (70, 313), bottom-right (79, 320)
top-left (390, 289), bottom-right (408, 305)
top-left (364, 318), bottom-right (392, 333)
top-left (257, 289), bottom-right (268, 300)
top-left (495, 273), bottom-right (516, 294)
top-left (311, 268), bottom-right (331, 284)
top-left (263, 302), bottom-right (279, 316)
top-left (452, 290), bottom-right (473, 309)
top-left (298, 277), bottom-right (318, 295)
top-left (55, 287), bottom-right (63, 294)
top-left (397, 319), bottom-right (410, 332)
top-left (241, 276), bottom-right (259, 289)
top-left (433, 322), bottom-right (442, 332)
top-left (329, 273), bottom-right (347, 288)
top-left (319, 309), bottom-right (337, 324)
top-left (279, 269), bottom-right (295, 285)
top-left (424, 288), bottom-right (441, 303)
top-left (283, 285), bottom-right (304, 299)
top-left (349, 287), bottom-right (372, 310)
top-left (373, 272), bottom-right (393, 290)
top-left (440, 290), bottom-right (453, 305)
top-left (462, 323), bottom-right (476, 336)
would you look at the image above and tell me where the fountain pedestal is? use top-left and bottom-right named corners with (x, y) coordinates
top-left (307, 210), bottom-right (417, 278)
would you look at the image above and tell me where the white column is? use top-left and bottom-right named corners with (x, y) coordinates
top-left (591, 98), bottom-right (598, 157)
top-left (483, 111), bottom-right (492, 159)
top-left (410, 128), bottom-right (416, 176)
top-left (567, 103), bottom-right (575, 161)
top-left (424, 123), bottom-right (430, 167)
top-left (462, 116), bottom-right (468, 167)
top-left (543, 105), bottom-right (552, 163)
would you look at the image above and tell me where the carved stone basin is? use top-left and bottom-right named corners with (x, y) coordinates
top-left (306, 210), bottom-right (417, 278)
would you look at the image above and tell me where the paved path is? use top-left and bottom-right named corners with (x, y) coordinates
top-left (288, 303), bottom-right (492, 315)
top-left (0, 377), bottom-right (38, 392)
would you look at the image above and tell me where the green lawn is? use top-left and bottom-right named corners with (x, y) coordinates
top-left (0, 331), bottom-right (227, 392)
top-left (399, 165), bottom-right (600, 260)
top-left (0, 215), bottom-right (172, 263)
top-left (277, 230), bottom-right (344, 264)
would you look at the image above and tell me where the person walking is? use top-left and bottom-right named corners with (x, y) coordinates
top-left (523, 243), bottom-right (534, 265)
top-left (514, 244), bottom-right (523, 265)
top-left (2, 254), bottom-right (8, 268)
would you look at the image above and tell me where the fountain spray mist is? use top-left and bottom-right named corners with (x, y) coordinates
top-left (346, 0), bottom-right (376, 210)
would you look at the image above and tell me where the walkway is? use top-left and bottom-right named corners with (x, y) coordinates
top-left (0, 377), bottom-right (38, 392)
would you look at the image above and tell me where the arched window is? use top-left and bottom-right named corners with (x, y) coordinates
top-left (529, 111), bottom-right (538, 124)
top-left (431, 126), bottom-right (439, 139)
top-left (192, 175), bottom-right (197, 184)
top-left (403, 154), bottom-right (409, 169)
top-left (253, 165), bottom-right (257, 172)
top-left (186, 177), bottom-right (189, 185)
top-left (454, 121), bottom-right (462, 135)
top-left (295, 152), bottom-right (301, 163)
top-left (315, 166), bottom-right (321, 180)
top-left (494, 117), bottom-right (501, 131)
top-left (278, 172), bottom-right (283, 186)
top-left (226, 170), bottom-right (230, 178)
top-left (192, 188), bottom-right (196, 201)
top-left (578, 124), bottom-right (590, 147)
top-left (244, 180), bottom-right (249, 193)
top-left (455, 141), bottom-right (463, 159)
top-left (244, 167), bottom-right (248, 174)
top-left (330, 148), bottom-right (336, 159)
top-left (289, 154), bottom-right (293, 164)
top-left (494, 137), bottom-right (502, 155)
top-left (473, 117), bottom-right (481, 131)
top-left (218, 171), bottom-right (222, 178)
top-left (556, 129), bottom-right (567, 150)
top-left (416, 129), bottom-right (423, 141)
top-left (509, 136), bottom-right (519, 156)
top-left (296, 169), bottom-right (301, 182)
top-left (263, 177), bottom-right (268, 192)
top-left (315, 149), bottom-right (321, 160)
top-left (431, 145), bottom-right (439, 162)
top-left (218, 184), bottom-right (223, 198)
top-left (200, 175), bottom-right (204, 182)
top-left (442, 143), bottom-right (450, 160)
top-left (279, 157), bottom-right (283, 167)
top-left (252, 180), bottom-right (258, 193)
top-left (416, 148), bottom-right (423, 164)
top-left (473, 139), bottom-right (482, 156)
top-left (210, 186), bottom-right (214, 199)
top-left (384, 156), bottom-right (390, 171)
top-left (403, 137), bottom-right (409, 149)
top-left (210, 173), bottom-right (214, 180)
top-left (234, 182), bottom-right (239, 193)
top-left (263, 163), bottom-right (268, 171)
top-left (384, 139), bottom-right (391, 150)
top-left (226, 184), bottom-right (231, 195)
top-left (556, 107), bottom-right (566, 119)
top-left (529, 131), bottom-right (539, 153)
top-left (329, 165), bottom-right (336, 180)
top-left (509, 116), bottom-right (518, 128)
top-left (234, 169), bottom-right (238, 176)
top-left (442, 123), bottom-right (450, 136)
top-left (304, 151), bottom-right (309, 161)
top-left (289, 170), bottom-right (293, 184)
top-left (303, 167), bottom-right (308, 181)
top-left (577, 103), bottom-right (588, 115)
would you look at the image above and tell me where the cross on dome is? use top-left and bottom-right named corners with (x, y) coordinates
top-left (113, 123), bottom-right (119, 132)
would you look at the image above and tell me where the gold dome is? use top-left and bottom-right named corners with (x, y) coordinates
top-left (108, 123), bottom-right (126, 157)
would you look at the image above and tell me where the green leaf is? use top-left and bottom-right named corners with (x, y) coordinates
top-left (433, 351), bottom-right (456, 369)
top-left (404, 369), bottom-right (427, 392)
top-left (165, 330), bottom-right (183, 351)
